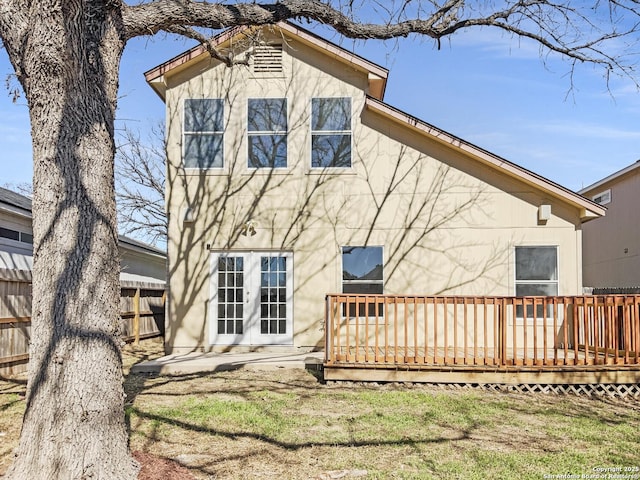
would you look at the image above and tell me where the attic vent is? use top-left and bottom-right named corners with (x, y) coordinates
top-left (253, 44), bottom-right (283, 73)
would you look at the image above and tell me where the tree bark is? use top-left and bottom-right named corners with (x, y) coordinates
top-left (3, 1), bottom-right (138, 479)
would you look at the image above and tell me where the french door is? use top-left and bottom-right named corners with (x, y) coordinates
top-left (209, 251), bottom-right (293, 345)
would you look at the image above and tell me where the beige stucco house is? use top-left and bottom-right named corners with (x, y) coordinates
top-left (580, 161), bottom-right (640, 289)
top-left (145, 22), bottom-right (604, 355)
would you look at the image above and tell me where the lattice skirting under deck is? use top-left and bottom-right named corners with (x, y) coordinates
top-left (429, 382), bottom-right (640, 398)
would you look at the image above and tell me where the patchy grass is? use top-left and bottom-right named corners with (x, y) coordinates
top-left (2, 342), bottom-right (640, 479)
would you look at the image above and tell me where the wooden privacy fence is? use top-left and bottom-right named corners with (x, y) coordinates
top-left (0, 268), bottom-right (165, 376)
top-left (325, 294), bottom-right (640, 369)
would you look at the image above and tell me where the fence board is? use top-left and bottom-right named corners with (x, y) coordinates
top-left (0, 270), bottom-right (165, 376)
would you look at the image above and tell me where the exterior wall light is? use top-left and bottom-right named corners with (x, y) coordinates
top-left (538, 204), bottom-right (551, 223)
top-left (242, 220), bottom-right (257, 236)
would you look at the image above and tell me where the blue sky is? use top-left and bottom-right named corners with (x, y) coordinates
top-left (1, 22), bottom-right (638, 193)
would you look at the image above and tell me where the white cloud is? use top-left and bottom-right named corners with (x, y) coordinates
top-left (533, 121), bottom-right (640, 140)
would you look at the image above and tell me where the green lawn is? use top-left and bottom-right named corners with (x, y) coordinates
top-left (123, 366), bottom-right (640, 479)
top-left (2, 344), bottom-right (640, 479)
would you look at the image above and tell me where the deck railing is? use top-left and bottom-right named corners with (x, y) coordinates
top-left (324, 294), bottom-right (640, 368)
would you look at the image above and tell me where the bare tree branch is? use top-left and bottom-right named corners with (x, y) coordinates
top-left (122, 1), bottom-right (640, 84)
top-left (115, 124), bottom-right (167, 246)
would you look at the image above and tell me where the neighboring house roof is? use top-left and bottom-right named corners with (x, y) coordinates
top-left (0, 186), bottom-right (32, 219)
top-left (118, 235), bottom-right (166, 258)
top-left (144, 21), bottom-right (605, 222)
top-left (578, 159), bottom-right (640, 195)
top-left (144, 21), bottom-right (389, 101)
top-left (0, 186), bottom-right (166, 256)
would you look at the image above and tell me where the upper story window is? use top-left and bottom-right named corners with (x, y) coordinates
top-left (592, 189), bottom-right (611, 205)
top-left (248, 98), bottom-right (288, 168)
top-left (183, 99), bottom-right (224, 169)
top-left (311, 97), bottom-right (351, 168)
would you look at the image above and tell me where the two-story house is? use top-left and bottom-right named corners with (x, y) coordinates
top-left (145, 22), bottom-right (604, 355)
top-left (580, 160), bottom-right (640, 289)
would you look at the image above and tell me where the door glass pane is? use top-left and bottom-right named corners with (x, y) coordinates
top-left (217, 255), bottom-right (244, 335)
top-left (259, 255), bottom-right (288, 335)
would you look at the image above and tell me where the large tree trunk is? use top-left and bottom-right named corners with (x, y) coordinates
top-left (4, 2), bottom-right (138, 479)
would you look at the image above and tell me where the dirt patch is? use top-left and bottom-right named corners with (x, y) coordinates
top-left (134, 451), bottom-right (196, 480)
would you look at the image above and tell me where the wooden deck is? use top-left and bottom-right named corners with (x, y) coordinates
top-left (324, 294), bottom-right (640, 384)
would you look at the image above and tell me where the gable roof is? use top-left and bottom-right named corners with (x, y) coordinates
top-left (365, 97), bottom-right (605, 220)
top-left (145, 22), bottom-right (605, 222)
top-left (579, 160), bottom-right (640, 195)
top-left (144, 21), bottom-right (388, 101)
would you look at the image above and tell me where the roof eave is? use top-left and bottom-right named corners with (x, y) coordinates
top-left (0, 204), bottom-right (32, 220)
top-left (143, 21), bottom-right (389, 102)
top-left (578, 160), bottom-right (640, 195)
top-left (364, 96), bottom-right (606, 221)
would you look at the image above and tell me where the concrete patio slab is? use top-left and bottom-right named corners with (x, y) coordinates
top-left (130, 351), bottom-right (324, 375)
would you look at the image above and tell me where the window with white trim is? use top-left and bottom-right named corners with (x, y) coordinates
top-left (183, 98), bottom-right (224, 169)
top-left (342, 246), bottom-right (383, 317)
top-left (592, 189), bottom-right (611, 205)
top-left (515, 246), bottom-right (558, 318)
top-left (248, 98), bottom-right (287, 168)
top-left (311, 97), bottom-right (351, 168)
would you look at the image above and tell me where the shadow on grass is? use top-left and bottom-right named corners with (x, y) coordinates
top-left (128, 404), bottom-right (477, 449)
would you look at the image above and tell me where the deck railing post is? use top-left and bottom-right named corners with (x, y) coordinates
top-left (634, 296), bottom-right (640, 364)
top-left (624, 297), bottom-right (631, 364)
top-left (324, 295), bottom-right (331, 364)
